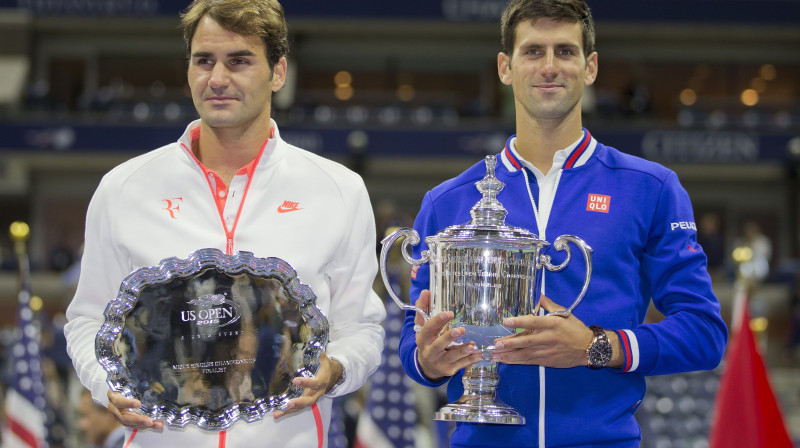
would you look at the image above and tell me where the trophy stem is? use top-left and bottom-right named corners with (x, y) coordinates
top-left (434, 360), bottom-right (525, 425)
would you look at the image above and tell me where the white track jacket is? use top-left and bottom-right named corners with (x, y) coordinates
top-left (64, 119), bottom-right (386, 448)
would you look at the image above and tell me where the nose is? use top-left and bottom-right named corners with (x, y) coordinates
top-left (209, 63), bottom-right (230, 92)
top-left (540, 49), bottom-right (557, 78)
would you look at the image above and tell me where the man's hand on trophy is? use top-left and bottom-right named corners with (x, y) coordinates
top-left (491, 295), bottom-right (594, 368)
top-left (414, 290), bottom-right (483, 382)
top-left (106, 390), bottom-right (164, 430)
top-left (274, 352), bottom-right (342, 419)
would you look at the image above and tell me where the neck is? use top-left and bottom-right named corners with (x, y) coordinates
top-left (513, 112), bottom-right (584, 174)
top-left (194, 120), bottom-right (270, 185)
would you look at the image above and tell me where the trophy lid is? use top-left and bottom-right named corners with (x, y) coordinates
top-left (429, 155), bottom-right (542, 246)
top-left (469, 155), bottom-right (508, 227)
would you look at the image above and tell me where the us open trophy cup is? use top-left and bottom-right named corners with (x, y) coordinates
top-left (380, 155), bottom-right (592, 425)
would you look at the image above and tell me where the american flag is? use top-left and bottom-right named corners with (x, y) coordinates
top-left (354, 268), bottom-right (417, 448)
top-left (327, 397), bottom-right (349, 448)
top-left (2, 224), bottom-right (47, 448)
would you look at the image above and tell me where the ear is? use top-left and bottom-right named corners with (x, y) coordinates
top-left (270, 56), bottom-right (288, 93)
top-left (498, 52), bottom-right (512, 86)
top-left (584, 52), bottom-right (598, 86)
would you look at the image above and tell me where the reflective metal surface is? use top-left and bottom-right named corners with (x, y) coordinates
top-left (95, 249), bottom-right (328, 430)
top-left (380, 155), bottom-right (592, 425)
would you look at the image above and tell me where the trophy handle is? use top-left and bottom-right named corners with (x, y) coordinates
top-left (380, 227), bottom-right (431, 327)
top-left (539, 235), bottom-right (593, 317)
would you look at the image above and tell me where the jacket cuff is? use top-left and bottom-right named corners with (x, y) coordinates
top-left (614, 328), bottom-right (658, 373)
top-left (412, 347), bottom-right (449, 388)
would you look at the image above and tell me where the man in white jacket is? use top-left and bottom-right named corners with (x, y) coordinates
top-left (64, 1), bottom-right (386, 446)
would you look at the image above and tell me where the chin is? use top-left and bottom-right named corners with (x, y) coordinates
top-left (201, 115), bottom-right (240, 128)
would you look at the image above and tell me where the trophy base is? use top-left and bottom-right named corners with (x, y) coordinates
top-left (432, 359), bottom-right (525, 425)
top-left (434, 401), bottom-right (525, 425)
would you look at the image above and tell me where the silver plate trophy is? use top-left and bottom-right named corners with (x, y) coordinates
top-left (95, 249), bottom-right (328, 430)
top-left (380, 155), bottom-right (592, 425)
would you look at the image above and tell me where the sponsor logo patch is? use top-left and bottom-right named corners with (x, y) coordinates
top-left (277, 200), bottom-right (303, 213)
top-left (162, 197), bottom-right (183, 219)
top-left (586, 194), bottom-right (610, 213)
top-left (670, 221), bottom-right (697, 231)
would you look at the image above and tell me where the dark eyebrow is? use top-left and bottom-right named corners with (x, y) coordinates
top-left (191, 50), bottom-right (257, 59)
top-left (227, 50), bottom-right (257, 58)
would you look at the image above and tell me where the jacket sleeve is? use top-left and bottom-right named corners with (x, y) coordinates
top-left (618, 171), bottom-right (728, 375)
top-left (323, 178), bottom-right (386, 396)
top-left (398, 192), bottom-right (449, 388)
top-left (64, 176), bottom-right (131, 406)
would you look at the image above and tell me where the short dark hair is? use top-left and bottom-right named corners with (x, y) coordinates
top-left (179, 0), bottom-right (289, 69)
top-left (500, 0), bottom-right (595, 58)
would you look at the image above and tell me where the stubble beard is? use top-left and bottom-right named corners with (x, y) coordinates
top-left (520, 89), bottom-right (581, 123)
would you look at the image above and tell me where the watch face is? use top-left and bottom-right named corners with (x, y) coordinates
top-left (590, 342), bottom-right (613, 366)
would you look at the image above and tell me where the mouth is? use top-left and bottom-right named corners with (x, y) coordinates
top-left (535, 84), bottom-right (563, 93)
top-left (206, 96), bottom-right (237, 104)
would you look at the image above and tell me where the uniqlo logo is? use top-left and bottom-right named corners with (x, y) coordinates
top-left (587, 194), bottom-right (610, 213)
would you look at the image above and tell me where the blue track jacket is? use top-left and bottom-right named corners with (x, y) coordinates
top-left (398, 131), bottom-right (728, 447)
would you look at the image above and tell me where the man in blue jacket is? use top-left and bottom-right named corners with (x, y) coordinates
top-left (398, 0), bottom-right (728, 446)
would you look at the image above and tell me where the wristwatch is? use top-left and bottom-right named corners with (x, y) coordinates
top-left (586, 325), bottom-right (612, 369)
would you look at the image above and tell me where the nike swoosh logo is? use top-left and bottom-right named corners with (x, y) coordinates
top-left (277, 204), bottom-right (303, 213)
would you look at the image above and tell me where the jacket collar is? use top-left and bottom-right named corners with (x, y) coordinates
top-left (500, 129), bottom-right (596, 173)
top-left (177, 118), bottom-right (282, 169)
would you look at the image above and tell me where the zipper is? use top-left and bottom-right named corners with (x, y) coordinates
top-left (521, 167), bottom-right (562, 241)
top-left (521, 166), bottom-right (562, 448)
top-left (180, 140), bottom-right (265, 256)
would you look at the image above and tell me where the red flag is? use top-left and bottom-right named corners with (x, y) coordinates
top-left (709, 286), bottom-right (793, 448)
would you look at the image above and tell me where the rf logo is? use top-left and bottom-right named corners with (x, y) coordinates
top-left (162, 197), bottom-right (183, 219)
